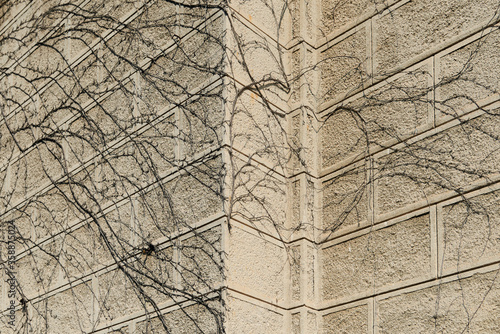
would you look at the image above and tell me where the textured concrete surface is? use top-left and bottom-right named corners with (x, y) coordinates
top-left (322, 214), bottom-right (432, 301)
top-left (441, 190), bottom-right (500, 275)
top-left (320, 28), bottom-right (368, 104)
top-left (322, 166), bottom-right (368, 230)
top-left (377, 271), bottom-right (500, 333)
top-left (322, 304), bottom-right (368, 334)
top-left (1, 0), bottom-right (500, 333)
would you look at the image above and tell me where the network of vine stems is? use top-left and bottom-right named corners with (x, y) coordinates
top-left (0, 0), bottom-right (499, 333)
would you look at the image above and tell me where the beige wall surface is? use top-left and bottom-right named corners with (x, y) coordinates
top-left (0, 0), bottom-right (499, 333)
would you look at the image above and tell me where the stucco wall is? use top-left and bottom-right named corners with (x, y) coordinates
top-left (0, 1), bottom-right (225, 333)
top-left (314, 1), bottom-right (500, 333)
top-left (1, 0), bottom-right (499, 333)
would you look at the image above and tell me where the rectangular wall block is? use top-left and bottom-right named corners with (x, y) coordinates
top-left (322, 213), bottom-right (431, 302)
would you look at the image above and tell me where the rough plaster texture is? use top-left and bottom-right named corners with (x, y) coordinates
top-left (318, 0), bottom-right (500, 333)
top-left (376, 111), bottom-right (500, 215)
top-left (377, 271), bottom-right (500, 333)
top-left (440, 190), bottom-right (500, 275)
top-left (1, 0), bottom-right (500, 333)
top-left (374, 0), bottom-right (500, 74)
top-left (227, 227), bottom-right (285, 301)
top-left (136, 303), bottom-right (220, 334)
top-left (438, 28), bottom-right (500, 117)
top-left (225, 296), bottom-right (283, 334)
top-left (322, 304), bottom-right (368, 334)
top-left (321, 64), bottom-right (432, 168)
top-left (322, 214), bottom-right (432, 301)
top-left (320, 28), bottom-right (368, 104)
top-left (322, 166), bottom-right (368, 230)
